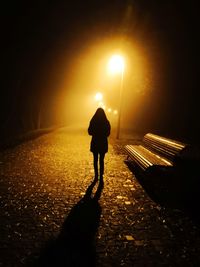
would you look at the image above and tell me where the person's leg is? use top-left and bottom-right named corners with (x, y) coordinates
top-left (99, 153), bottom-right (105, 179)
top-left (93, 152), bottom-right (98, 180)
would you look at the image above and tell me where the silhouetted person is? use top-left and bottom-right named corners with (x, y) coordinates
top-left (88, 108), bottom-right (111, 181)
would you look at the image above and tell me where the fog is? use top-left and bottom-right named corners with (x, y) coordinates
top-left (1, 1), bottom-right (199, 145)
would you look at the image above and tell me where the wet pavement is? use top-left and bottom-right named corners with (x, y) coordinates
top-left (0, 127), bottom-right (200, 267)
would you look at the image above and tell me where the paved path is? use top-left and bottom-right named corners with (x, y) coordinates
top-left (0, 128), bottom-right (200, 266)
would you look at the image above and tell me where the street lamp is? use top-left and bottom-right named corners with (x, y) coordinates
top-left (95, 92), bottom-right (103, 101)
top-left (108, 55), bottom-right (125, 139)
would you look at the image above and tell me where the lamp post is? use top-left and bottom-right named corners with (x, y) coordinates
top-left (108, 55), bottom-right (125, 139)
top-left (116, 66), bottom-right (124, 139)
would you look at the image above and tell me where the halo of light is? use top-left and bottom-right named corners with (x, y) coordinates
top-left (95, 92), bottom-right (103, 101)
top-left (108, 55), bottom-right (125, 74)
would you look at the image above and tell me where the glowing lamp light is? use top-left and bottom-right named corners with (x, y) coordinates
top-left (95, 92), bottom-right (103, 101)
top-left (113, 110), bottom-right (118, 115)
top-left (98, 101), bottom-right (104, 107)
top-left (108, 55), bottom-right (125, 74)
top-left (108, 108), bottom-right (112, 113)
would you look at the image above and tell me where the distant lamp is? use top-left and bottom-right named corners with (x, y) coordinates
top-left (98, 101), bottom-right (104, 107)
top-left (95, 92), bottom-right (103, 101)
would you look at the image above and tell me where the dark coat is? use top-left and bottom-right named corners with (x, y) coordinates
top-left (88, 117), bottom-right (111, 154)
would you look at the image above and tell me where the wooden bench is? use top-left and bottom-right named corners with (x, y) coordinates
top-left (124, 133), bottom-right (190, 173)
top-left (124, 133), bottom-right (200, 211)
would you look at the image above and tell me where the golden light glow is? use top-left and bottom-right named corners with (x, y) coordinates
top-left (108, 108), bottom-right (112, 112)
top-left (97, 101), bottom-right (106, 109)
top-left (113, 109), bottom-right (118, 115)
top-left (56, 38), bottom-right (154, 129)
top-left (98, 101), bottom-right (104, 107)
top-left (95, 92), bottom-right (103, 101)
top-left (108, 55), bottom-right (125, 74)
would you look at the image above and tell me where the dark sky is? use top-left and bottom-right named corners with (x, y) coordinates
top-left (0, 0), bottom-right (199, 143)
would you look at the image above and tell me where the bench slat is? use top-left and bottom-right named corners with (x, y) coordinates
top-left (143, 133), bottom-right (187, 160)
top-left (125, 145), bottom-right (152, 170)
top-left (124, 145), bottom-right (172, 171)
top-left (124, 132), bottom-right (188, 172)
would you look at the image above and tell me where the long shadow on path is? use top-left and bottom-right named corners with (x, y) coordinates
top-left (32, 179), bottom-right (104, 267)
